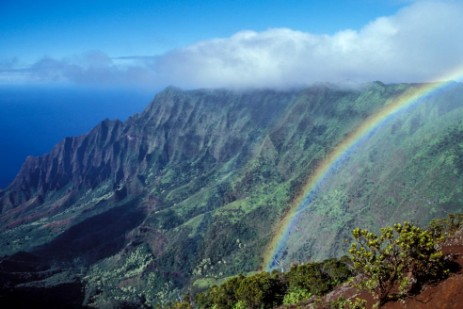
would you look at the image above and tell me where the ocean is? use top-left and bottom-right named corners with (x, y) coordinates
top-left (0, 85), bottom-right (156, 189)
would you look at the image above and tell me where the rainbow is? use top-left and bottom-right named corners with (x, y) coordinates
top-left (263, 68), bottom-right (463, 271)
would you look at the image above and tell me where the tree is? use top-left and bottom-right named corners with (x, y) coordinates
top-left (349, 222), bottom-right (446, 306)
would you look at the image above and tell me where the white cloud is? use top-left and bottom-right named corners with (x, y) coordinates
top-left (2, 0), bottom-right (463, 89)
top-left (152, 0), bottom-right (463, 88)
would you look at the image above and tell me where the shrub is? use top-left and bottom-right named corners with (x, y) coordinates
top-left (286, 263), bottom-right (331, 295)
top-left (286, 258), bottom-right (352, 296)
top-left (196, 275), bottom-right (244, 309)
top-left (235, 272), bottom-right (287, 309)
top-left (349, 222), bottom-right (446, 305)
top-left (282, 288), bottom-right (312, 305)
top-left (429, 213), bottom-right (463, 240)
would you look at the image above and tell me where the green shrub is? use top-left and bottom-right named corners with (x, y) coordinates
top-left (429, 213), bottom-right (463, 240)
top-left (235, 272), bottom-right (287, 309)
top-left (320, 257), bottom-right (353, 286)
top-left (349, 222), bottom-right (446, 305)
top-left (190, 256), bottom-right (352, 308)
top-left (286, 258), bottom-right (352, 296)
top-left (286, 263), bottom-right (331, 295)
top-left (232, 300), bottom-right (246, 309)
top-left (282, 288), bottom-right (312, 305)
top-left (197, 275), bottom-right (244, 309)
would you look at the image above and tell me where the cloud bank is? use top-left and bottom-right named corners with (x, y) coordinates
top-left (2, 0), bottom-right (463, 89)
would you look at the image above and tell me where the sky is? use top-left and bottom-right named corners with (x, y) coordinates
top-left (1, 0), bottom-right (463, 89)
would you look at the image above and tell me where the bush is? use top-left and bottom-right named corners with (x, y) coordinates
top-left (235, 272), bottom-right (287, 309)
top-left (429, 213), bottom-right (463, 240)
top-left (190, 257), bottom-right (352, 308)
top-left (349, 222), bottom-right (446, 305)
top-left (196, 275), bottom-right (244, 309)
top-left (286, 263), bottom-right (331, 295)
top-left (282, 288), bottom-right (312, 305)
top-left (286, 258), bottom-right (352, 296)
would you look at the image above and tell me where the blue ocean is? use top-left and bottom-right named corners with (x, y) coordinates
top-left (0, 85), bottom-right (156, 188)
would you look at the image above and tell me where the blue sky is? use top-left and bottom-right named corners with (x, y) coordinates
top-left (1, 0), bottom-right (463, 89)
top-left (1, 0), bottom-right (404, 60)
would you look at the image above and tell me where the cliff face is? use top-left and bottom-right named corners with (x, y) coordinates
top-left (1, 84), bottom-right (463, 307)
top-left (2, 120), bottom-right (121, 205)
top-left (0, 88), bottom-right (294, 228)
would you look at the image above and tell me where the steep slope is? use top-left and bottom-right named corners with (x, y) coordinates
top-left (1, 83), bottom-right (462, 307)
top-left (280, 83), bottom-right (463, 267)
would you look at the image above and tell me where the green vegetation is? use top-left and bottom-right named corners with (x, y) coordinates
top-left (170, 258), bottom-right (352, 308)
top-left (282, 85), bottom-right (463, 265)
top-left (349, 222), bottom-right (446, 305)
top-left (170, 214), bottom-right (462, 308)
top-left (429, 213), bottom-right (463, 240)
top-left (282, 288), bottom-right (312, 305)
top-left (348, 213), bottom-right (463, 307)
top-left (3, 84), bottom-right (463, 307)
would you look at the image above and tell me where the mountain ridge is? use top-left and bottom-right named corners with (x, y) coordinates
top-left (1, 83), bottom-right (463, 307)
